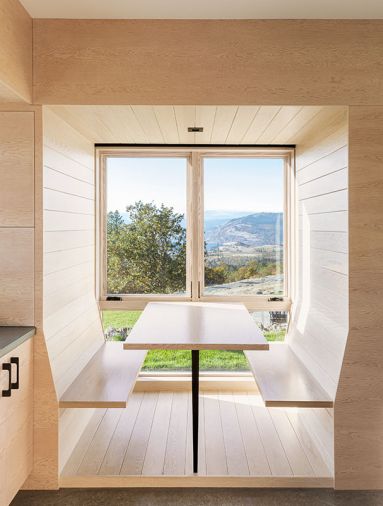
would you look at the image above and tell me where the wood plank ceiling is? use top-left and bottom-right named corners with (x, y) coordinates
top-left (49, 105), bottom-right (343, 145)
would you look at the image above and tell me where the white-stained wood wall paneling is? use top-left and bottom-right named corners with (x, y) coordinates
top-left (286, 107), bottom-right (349, 474)
top-left (42, 107), bottom-right (105, 471)
top-left (43, 107), bottom-right (104, 396)
top-left (289, 108), bottom-right (348, 398)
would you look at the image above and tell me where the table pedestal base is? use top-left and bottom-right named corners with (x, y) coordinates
top-left (191, 349), bottom-right (199, 474)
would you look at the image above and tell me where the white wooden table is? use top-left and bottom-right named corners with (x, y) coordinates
top-left (123, 301), bottom-right (269, 473)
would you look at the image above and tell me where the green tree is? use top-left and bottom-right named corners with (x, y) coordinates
top-left (232, 260), bottom-right (259, 282)
top-left (107, 201), bottom-right (186, 294)
top-left (205, 264), bottom-right (226, 285)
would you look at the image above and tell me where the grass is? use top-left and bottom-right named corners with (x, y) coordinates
top-left (102, 310), bottom-right (285, 371)
top-left (103, 310), bottom-right (142, 329)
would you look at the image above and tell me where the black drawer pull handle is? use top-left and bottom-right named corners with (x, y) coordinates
top-left (2, 363), bottom-right (12, 397)
top-left (10, 357), bottom-right (19, 390)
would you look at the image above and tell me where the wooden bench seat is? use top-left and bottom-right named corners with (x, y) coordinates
top-left (245, 343), bottom-right (333, 408)
top-left (60, 343), bottom-right (147, 408)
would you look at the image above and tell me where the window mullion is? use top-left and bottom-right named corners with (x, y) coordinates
top-left (189, 151), bottom-right (203, 301)
top-left (186, 154), bottom-right (193, 298)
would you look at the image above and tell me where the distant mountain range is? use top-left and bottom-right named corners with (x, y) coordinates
top-left (116, 208), bottom-right (283, 248)
top-left (203, 210), bottom-right (251, 231)
top-left (205, 212), bottom-right (283, 248)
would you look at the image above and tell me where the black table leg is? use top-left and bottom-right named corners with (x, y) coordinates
top-left (191, 349), bottom-right (199, 474)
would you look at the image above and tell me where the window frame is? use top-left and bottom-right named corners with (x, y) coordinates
top-left (96, 146), bottom-right (295, 313)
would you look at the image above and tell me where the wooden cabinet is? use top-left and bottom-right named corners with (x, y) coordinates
top-left (0, 338), bottom-right (33, 506)
top-left (0, 111), bottom-right (35, 327)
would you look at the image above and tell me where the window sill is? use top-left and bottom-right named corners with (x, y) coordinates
top-left (99, 297), bottom-right (292, 312)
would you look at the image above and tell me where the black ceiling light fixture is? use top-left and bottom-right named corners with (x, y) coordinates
top-left (188, 127), bottom-right (204, 132)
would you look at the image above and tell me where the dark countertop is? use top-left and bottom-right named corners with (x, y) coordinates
top-left (0, 327), bottom-right (35, 359)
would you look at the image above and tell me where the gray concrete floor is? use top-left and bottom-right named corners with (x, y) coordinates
top-left (12, 488), bottom-right (383, 506)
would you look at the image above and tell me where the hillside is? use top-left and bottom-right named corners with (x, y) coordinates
top-left (205, 212), bottom-right (283, 247)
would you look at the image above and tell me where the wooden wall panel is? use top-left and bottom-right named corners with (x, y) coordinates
top-left (0, 109), bottom-right (35, 325)
top-left (0, 228), bottom-right (34, 325)
top-left (59, 408), bottom-right (96, 473)
top-left (289, 108), bottom-right (348, 398)
top-left (0, 111), bottom-right (34, 226)
top-left (0, 105), bottom-right (59, 490)
top-left (33, 20), bottom-right (383, 105)
top-left (0, 0), bottom-right (32, 102)
top-left (42, 107), bottom-right (105, 473)
top-left (334, 107), bottom-right (383, 490)
top-left (42, 107), bottom-right (104, 397)
top-left (286, 108), bottom-right (348, 475)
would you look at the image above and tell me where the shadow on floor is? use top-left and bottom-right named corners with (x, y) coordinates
top-left (12, 488), bottom-right (383, 506)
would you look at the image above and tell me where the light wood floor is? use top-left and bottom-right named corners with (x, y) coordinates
top-left (62, 391), bottom-right (333, 485)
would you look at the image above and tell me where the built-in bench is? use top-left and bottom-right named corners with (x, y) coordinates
top-left (245, 343), bottom-right (333, 408)
top-left (59, 340), bottom-right (332, 409)
top-left (59, 343), bottom-right (147, 408)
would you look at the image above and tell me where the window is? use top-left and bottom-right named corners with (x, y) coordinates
top-left (97, 148), bottom-right (293, 314)
top-left (105, 156), bottom-right (188, 296)
top-left (203, 157), bottom-right (285, 297)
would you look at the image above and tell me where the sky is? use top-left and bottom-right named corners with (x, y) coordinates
top-left (107, 156), bottom-right (284, 215)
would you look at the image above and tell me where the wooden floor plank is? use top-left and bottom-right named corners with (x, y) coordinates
top-left (61, 409), bottom-right (106, 477)
top-left (269, 409), bottom-right (314, 476)
top-left (185, 392), bottom-right (193, 476)
top-left (163, 391), bottom-right (188, 475)
top-left (219, 392), bottom-right (249, 476)
top-left (78, 409), bottom-right (123, 475)
top-left (248, 394), bottom-right (293, 476)
top-left (120, 392), bottom-right (159, 475)
top-left (63, 391), bottom-right (332, 482)
top-left (204, 392), bottom-right (228, 475)
top-left (233, 393), bottom-right (271, 476)
top-left (98, 393), bottom-right (144, 475)
top-left (198, 393), bottom-right (207, 475)
top-left (142, 392), bottom-right (173, 475)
